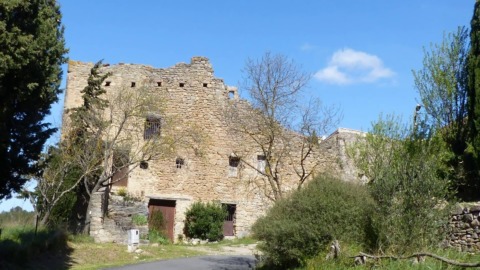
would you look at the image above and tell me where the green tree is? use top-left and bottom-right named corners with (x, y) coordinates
top-left (413, 26), bottom-right (479, 200)
top-left (0, 0), bottom-right (67, 199)
top-left (467, 0), bottom-right (480, 200)
top-left (351, 114), bottom-right (452, 253)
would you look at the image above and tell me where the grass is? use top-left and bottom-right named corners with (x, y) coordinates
top-left (69, 241), bottom-right (205, 270)
top-left (69, 237), bottom-right (257, 269)
top-left (300, 245), bottom-right (480, 270)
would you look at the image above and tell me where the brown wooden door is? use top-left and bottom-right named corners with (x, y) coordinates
top-left (223, 204), bottom-right (236, 236)
top-left (148, 199), bottom-right (176, 242)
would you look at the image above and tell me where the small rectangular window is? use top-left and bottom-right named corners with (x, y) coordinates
top-left (144, 117), bottom-right (161, 140)
top-left (228, 156), bottom-right (240, 177)
top-left (179, 82), bottom-right (185, 87)
top-left (257, 155), bottom-right (266, 174)
top-left (131, 82), bottom-right (136, 87)
top-left (203, 83), bottom-right (208, 87)
top-left (176, 157), bottom-right (184, 169)
top-left (157, 82), bottom-right (162, 87)
top-left (105, 81), bottom-right (111, 87)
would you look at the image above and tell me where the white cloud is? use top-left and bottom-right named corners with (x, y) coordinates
top-left (300, 43), bottom-right (315, 51)
top-left (315, 48), bottom-right (395, 85)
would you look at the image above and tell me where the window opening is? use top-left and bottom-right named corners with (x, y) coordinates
top-left (144, 116), bottom-right (161, 140)
top-left (157, 81), bottom-right (162, 87)
top-left (176, 157), bottom-right (184, 169)
top-left (228, 91), bottom-right (235, 99)
top-left (140, 161), bottom-right (149, 169)
top-left (131, 82), bottom-right (136, 87)
top-left (105, 81), bottom-right (111, 87)
top-left (228, 156), bottom-right (240, 177)
top-left (203, 83), bottom-right (208, 87)
top-left (257, 155), bottom-right (266, 173)
top-left (179, 82), bottom-right (185, 87)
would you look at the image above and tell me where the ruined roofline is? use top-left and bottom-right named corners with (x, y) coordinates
top-left (321, 127), bottom-right (366, 142)
top-left (67, 56), bottom-right (214, 74)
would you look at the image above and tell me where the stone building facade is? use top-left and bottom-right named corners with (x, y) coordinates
top-left (63, 57), bottom-right (362, 243)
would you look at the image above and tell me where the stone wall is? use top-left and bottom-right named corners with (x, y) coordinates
top-left (90, 190), bottom-right (149, 243)
top-left (446, 203), bottom-right (480, 252)
top-left (63, 57), bottom-right (363, 243)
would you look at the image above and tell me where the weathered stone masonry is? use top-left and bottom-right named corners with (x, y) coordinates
top-left (64, 57), bottom-right (361, 243)
top-left (446, 203), bottom-right (480, 252)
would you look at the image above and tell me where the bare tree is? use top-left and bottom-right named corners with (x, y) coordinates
top-left (24, 62), bottom-right (189, 230)
top-left (226, 52), bottom-right (341, 201)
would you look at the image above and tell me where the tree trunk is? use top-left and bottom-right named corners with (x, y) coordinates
top-left (82, 197), bottom-right (93, 234)
top-left (40, 211), bottom-right (51, 227)
top-left (82, 178), bottom-right (105, 234)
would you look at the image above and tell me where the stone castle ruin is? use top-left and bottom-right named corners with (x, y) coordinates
top-left (63, 56), bottom-right (362, 243)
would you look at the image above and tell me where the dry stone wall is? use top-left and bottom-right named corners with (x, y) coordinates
top-left (446, 203), bottom-right (480, 252)
top-left (64, 57), bottom-right (362, 243)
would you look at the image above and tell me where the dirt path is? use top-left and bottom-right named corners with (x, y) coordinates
top-left (184, 243), bottom-right (258, 256)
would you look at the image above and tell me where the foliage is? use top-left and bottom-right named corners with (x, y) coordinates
top-left (60, 61), bottom-right (179, 233)
top-left (413, 26), bottom-right (479, 201)
top-left (227, 52), bottom-right (340, 201)
top-left (0, 227), bottom-right (70, 269)
top-left (0, 0), bottom-right (68, 199)
top-left (0, 206), bottom-right (34, 228)
top-left (148, 229), bottom-right (170, 245)
top-left (116, 187), bottom-right (127, 197)
top-left (185, 202), bottom-right (226, 242)
top-left (30, 146), bottom-right (83, 229)
top-left (301, 244), bottom-right (480, 270)
top-left (252, 175), bottom-right (375, 268)
top-left (467, 0), bottom-right (480, 201)
top-left (351, 114), bottom-right (452, 253)
top-left (132, 214), bottom-right (147, 226)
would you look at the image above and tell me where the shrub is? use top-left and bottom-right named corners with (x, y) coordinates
top-left (132, 214), bottom-right (147, 226)
top-left (351, 115), bottom-right (453, 253)
top-left (185, 202), bottom-right (226, 241)
top-left (252, 175), bottom-right (375, 268)
top-left (116, 187), bottom-right (127, 197)
top-left (148, 229), bottom-right (169, 245)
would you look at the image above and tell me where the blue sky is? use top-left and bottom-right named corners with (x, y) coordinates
top-left (0, 0), bottom-right (475, 211)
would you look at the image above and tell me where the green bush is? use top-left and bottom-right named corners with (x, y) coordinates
top-left (351, 115), bottom-right (453, 253)
top-left (148, 229), bottom-right (169, 245)
top-left (132, 214), bottom-right (147, 226)
top-left (116, 187), bottom-right (127, 197)
top-left (252, 175), bottom-right (375, 268)
top-left (185, 202), bottom-right (226, 241)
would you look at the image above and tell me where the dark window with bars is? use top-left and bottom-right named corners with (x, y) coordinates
top-left (144, 117), bottom-right (161, 140)
top-left (176, 157), bottom-right (184, 169)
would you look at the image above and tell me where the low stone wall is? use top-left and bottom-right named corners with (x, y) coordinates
top-left (90, 191), bottom-right (149, 243)
top-left (446, 203), bottom-right (480, 252)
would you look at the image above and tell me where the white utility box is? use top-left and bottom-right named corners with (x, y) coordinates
top-left (127, 229), bottom-right (140, 253)
top-left (128, 229), bottom-right (140, 245)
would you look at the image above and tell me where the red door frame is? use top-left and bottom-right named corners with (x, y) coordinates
top-left (148, 199), bottom-right (176, 242)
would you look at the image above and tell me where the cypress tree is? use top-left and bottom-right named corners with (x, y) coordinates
top-left (0, 0), bottom-right (68, 199)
